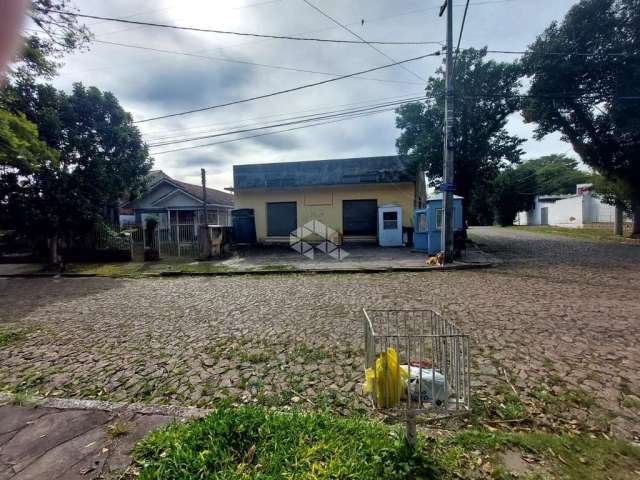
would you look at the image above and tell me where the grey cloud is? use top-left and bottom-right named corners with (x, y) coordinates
top-left (53, 0), bottom-right (580, 186)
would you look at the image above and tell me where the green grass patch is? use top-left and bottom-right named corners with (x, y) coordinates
top-left (622, 395), bottom-right (640, 410)
top-left (443, 429), bottom-right (640, 480)
top-left (0, 329), bottom-right (27, 347)
top-left (258, 264), bottom-right (296, 271)
top-left (133, 404), bottom-right (439, 479)
top-left (66, 262), bottom-right (149, 277)
top-left (509, 225), bottom-right (638, 243)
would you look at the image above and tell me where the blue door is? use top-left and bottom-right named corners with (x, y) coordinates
top-left (413, 209), bottom-right (428, 252)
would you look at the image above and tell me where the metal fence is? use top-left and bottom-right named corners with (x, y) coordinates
top-left (65, 222), bottom-right (133, 261)
top-left (363, 309), bottom-right (471, 418)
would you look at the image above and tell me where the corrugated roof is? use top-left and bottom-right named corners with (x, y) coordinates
top-left (233, 156), bottom-right (414, 189)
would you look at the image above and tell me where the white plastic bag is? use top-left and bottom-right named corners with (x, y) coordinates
top-left (404, 365), bottom-right (449, 404)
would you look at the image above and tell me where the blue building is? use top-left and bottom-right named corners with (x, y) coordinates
top-left (413, 193), bottom-right (463, 255)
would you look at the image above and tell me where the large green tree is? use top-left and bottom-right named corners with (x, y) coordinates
top-left (521, 0), bottom-right (640, 234)
top-left (395, 48), bottom-right (525, 225)
top-left (521, 154), bottom-right (592, 195)
top-left (0, 83), bottom-right (151, 266)
top-left (491, 165), bottom-right (539, 226)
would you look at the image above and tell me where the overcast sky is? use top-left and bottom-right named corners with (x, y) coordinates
top-left (49, 0), bottom-right (580, 190)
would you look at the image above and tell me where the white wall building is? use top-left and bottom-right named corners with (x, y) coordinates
top-left (515, 184), bottom-right (622, 228)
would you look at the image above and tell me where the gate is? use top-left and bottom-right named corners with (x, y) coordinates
top-left (130, 210), bottom-right (200, 260)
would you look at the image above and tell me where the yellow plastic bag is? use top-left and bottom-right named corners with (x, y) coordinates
top-left (363, 347), bottom-right (408, 408)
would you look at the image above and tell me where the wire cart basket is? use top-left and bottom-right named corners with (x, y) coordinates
top-left (363, 309), bottom-right (471, 445)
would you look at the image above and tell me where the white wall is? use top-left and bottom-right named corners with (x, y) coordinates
top-left (548, 196), bottom-right (583, 227)
top-left (516, 192), bottom-right (622, 227)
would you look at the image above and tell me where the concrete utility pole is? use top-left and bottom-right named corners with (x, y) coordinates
top-left (201, 168), bottom-right (209, 224)
top-left (440, 0), bottom-right (455, 261)
top-left (201, 168), bottom-right (212, 256)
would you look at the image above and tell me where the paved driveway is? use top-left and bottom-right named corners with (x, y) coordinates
top-left (0, 227), bottom-right (639, 439)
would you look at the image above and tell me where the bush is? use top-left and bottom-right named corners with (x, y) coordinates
top-left (134, 404), bottom-right (439, 479)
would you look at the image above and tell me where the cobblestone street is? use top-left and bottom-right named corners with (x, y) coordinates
top-left (1, 227), bottom-right (639, 439)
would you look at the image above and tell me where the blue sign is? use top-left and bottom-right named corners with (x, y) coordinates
top-left (438, 183), bottom-right (457, 192)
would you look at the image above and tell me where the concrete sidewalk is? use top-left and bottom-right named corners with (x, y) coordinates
top-left (0, 398), bottom-right (205, 480)
top-left (0, 244), bottom-right (497, 278)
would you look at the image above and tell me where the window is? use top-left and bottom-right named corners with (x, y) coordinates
top-left (383, 211), bottom-right (397, 230)
top-left (436, 208), bottom-right (443, 229)
top-left (417, 212), bottom-right (427, 232)
top-left (207, 210), bottom-right (219, 225)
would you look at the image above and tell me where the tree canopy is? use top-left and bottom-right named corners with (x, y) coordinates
top-left (521, 0), bottom-right (640, 230)
top-left (520, 154), bottom-right (591, 195)
top-left (491, 166), bottom-right (539, 227)
top-left (395, 48), bottom-right (524, 225)
top-left (0, 83), bottom-right (151, 264)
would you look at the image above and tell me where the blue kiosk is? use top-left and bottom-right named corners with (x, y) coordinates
top-left (413, 193), bottom-right (463, 255)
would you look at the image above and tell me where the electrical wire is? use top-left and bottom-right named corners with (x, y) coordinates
top-left (147, 96), bottom-right (426, 147)
top-left (133, 51), bottom-right (441, 123)
top-left (301, 0), bottom-right (427, 82)
top-left (92, 39), bottom-right (424, 86)
top-left (141, 92), bottom-right (426, 139)
top-left (35, 8), bottom-right (444, 45)
top-left (485, 49), bottom-right (636, 57)
top-left (456, 0), bottom-right (471, 55)
top-left (144, 95), bottom-right (425, 143)
top-left (149, 106), bottom-right (402, 155)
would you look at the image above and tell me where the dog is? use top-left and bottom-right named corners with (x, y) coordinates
top-left (427, 251), bottom-right (445, 266)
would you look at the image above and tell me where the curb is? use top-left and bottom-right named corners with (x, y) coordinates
top-left (0, 262), bottom-right (494, 279)
top-left (0, 392), bottom-right (210, 418)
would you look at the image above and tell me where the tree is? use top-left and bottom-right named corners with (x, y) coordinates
top-left (0, 83), bottom-right (152, 267)
top-left (491, 166), bottom-right (539, 226)
top-left (521, 154), bottom-right (592, 195)
top-left (592, 173), bottom-right (632, 235)
top-left (396, 48), bottom-right (525, 225)
top-left (521, 0), bottom-right (640, 234)
top-left (9, 0), bottom-right (91, 81)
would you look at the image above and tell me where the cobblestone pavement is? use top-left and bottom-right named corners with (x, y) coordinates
top-left (0, 227), bottom-right (639, 439)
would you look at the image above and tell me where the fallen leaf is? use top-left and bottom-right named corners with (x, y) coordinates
top-left (84, 441), bottom-right (96, 448)
top-left (246, 444), bottom-right (256, 464)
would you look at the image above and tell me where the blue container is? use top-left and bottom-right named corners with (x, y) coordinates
top-left (413, 194), bottom-right (463, 255)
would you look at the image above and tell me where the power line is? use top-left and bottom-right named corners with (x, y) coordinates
top-left (133, 51), bottom-right (441, 123)
top-left (485, 49), bottom-right (636, 57)
top-left (150, 106), bottom-right (399, 155)
top-left (141, 92), bottom-right (425, 138)
top-left (456, 0), bottom-right (471, 54)
top-left (92, 39), bottom-right (424, 86)
top-left (145, 95), bottom-right (424, 144)
top-left (35, 8), bottom-right (443, 45)
top-left (301, 0), bottom-right (427, 82)
top-left (147, 96), bottom-right (425, 147)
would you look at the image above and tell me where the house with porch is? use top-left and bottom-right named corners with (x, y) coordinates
top-left (122, 170), bottom-right (234, 230)
top-left (232, 156), bottom-right (416, 245)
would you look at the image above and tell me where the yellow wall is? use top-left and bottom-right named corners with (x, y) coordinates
top-left (235, 183), bottom-right (415, 241)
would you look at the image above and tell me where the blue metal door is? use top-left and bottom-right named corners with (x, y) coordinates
top-left (413, 209), bottom-right (428, 252)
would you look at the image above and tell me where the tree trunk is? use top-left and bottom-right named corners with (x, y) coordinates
top-left (48, 233), bottom-right (61, 271)
top-left (632, 203), bottom-right (640, 236)
top-left (614, 204), bottom-right (624, 236)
